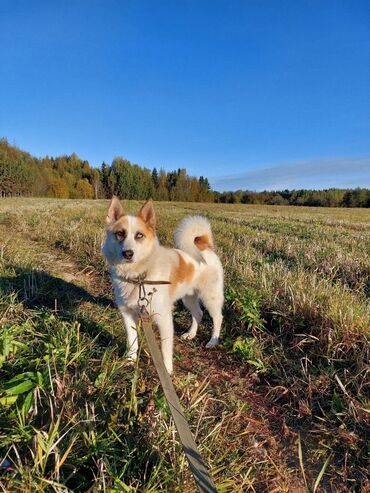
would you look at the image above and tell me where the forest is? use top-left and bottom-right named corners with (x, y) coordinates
top-left (0, 139), bottom-right (212, 202)
top-left (1, 138), bottom-right (369, 207)
top-left (215, 188), bottom-right (370, 207)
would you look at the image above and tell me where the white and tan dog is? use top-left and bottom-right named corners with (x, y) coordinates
top-left (102, 197), bottom-right (224, 374)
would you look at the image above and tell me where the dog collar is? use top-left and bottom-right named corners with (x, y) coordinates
top-left (118, 272), bottom-right (171, 286)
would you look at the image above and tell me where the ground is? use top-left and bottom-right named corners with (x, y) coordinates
top-left (0, 198), bottom-right (369, 492)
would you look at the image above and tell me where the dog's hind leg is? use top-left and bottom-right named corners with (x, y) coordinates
top-left (181, 294), bottom-right (203, 340)
top-left (200, 288), bottom-right (223, 349)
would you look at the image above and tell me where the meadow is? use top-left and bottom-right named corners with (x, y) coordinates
top-left (0, 198), bottom-right (369, 492)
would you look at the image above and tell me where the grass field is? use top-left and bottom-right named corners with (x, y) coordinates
top-left (0, 198), bottom-right (369, 492)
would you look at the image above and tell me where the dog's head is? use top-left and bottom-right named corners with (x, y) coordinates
top-left (102, 197), bottom-right (157, 266)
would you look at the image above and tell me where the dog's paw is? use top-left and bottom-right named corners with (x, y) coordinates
top-left (126, 353), bottom-right (137, 363)
top-left (181, 330), bottom-right (196, 341)
top-left (205, 337), bottom-right (219, 349)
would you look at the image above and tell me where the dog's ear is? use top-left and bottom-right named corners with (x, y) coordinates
top-left (138, 199), bottom-right (156, 229)
top-left (106, 196), bottom-right (125, 224)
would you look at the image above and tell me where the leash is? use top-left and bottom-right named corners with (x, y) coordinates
top-left (133, 276), bottom-right (218, 493)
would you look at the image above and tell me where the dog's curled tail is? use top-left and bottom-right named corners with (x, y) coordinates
top-left (174, 215), bottom-right (216, 263)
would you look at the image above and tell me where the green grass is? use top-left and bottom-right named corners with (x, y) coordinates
top-left (0, 198), bottom-right (369, 492)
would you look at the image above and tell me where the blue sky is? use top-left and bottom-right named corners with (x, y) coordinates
top-left (1, 0), bottom-right (369, 191)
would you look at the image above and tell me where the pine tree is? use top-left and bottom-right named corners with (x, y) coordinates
top-left (152, 167), bottom-right (159, 189)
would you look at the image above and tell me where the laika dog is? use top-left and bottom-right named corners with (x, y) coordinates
top-left (102, 197), bottom-right (224, 374)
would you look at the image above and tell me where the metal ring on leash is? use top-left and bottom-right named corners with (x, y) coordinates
top-left (137, 281), bottom-right (158, 312)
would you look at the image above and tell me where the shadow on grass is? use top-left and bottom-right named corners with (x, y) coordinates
top-left (0, 266), bottom-right (165, 491)
top-left (0, 265), bottom-right (113, 310)
top-left (0, 265), bottom-right (128, 351)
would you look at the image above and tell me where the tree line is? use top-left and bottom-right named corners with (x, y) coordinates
top-left (0, 139), bottom-right (212, 202)
top-left (215, 188), bottom-right (370, 208)
top-left (1, 139), bottom-right (369, 207)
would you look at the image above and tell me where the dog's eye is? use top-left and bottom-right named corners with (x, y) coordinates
top-left (116, 230), bottom-right (126, 241)
top-left (135, 232), bottom-right (144, 240)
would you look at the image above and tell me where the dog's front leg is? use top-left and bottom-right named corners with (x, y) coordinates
top-left (119, 308), bottom-right (139, 362)
top-left (153, 311), bottom-right (174, 375)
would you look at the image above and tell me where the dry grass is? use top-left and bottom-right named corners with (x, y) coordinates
top-left (0, 198), bottom-right (369, 492)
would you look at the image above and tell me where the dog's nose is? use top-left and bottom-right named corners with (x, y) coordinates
top-left (122, 249), bottom-right (134, 260)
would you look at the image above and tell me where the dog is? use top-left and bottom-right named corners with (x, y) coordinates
top-left (101, 197), bottom-right (224, 374)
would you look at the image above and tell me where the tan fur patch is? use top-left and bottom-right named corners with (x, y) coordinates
top-left (109, 216), bottom-right (155, 239)
top-left (106, 196), bottom-right (125, 224)
top-left (170, 252), bottom-right (195, 294)
top-left (135, 216), bottom-right (155, 239)
top-left (111, 216), bottom-right (129, 234)
top-left (138, 199), bottom-right (156, 230)
top-left (194, 234), bottom-right (213, 251)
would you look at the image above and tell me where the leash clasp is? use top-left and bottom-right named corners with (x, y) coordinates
top-left (137, 276), bottom-right (157, 315)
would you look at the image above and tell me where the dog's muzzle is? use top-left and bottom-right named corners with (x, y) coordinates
top-left (122, 249), bottom-right (134, 261)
